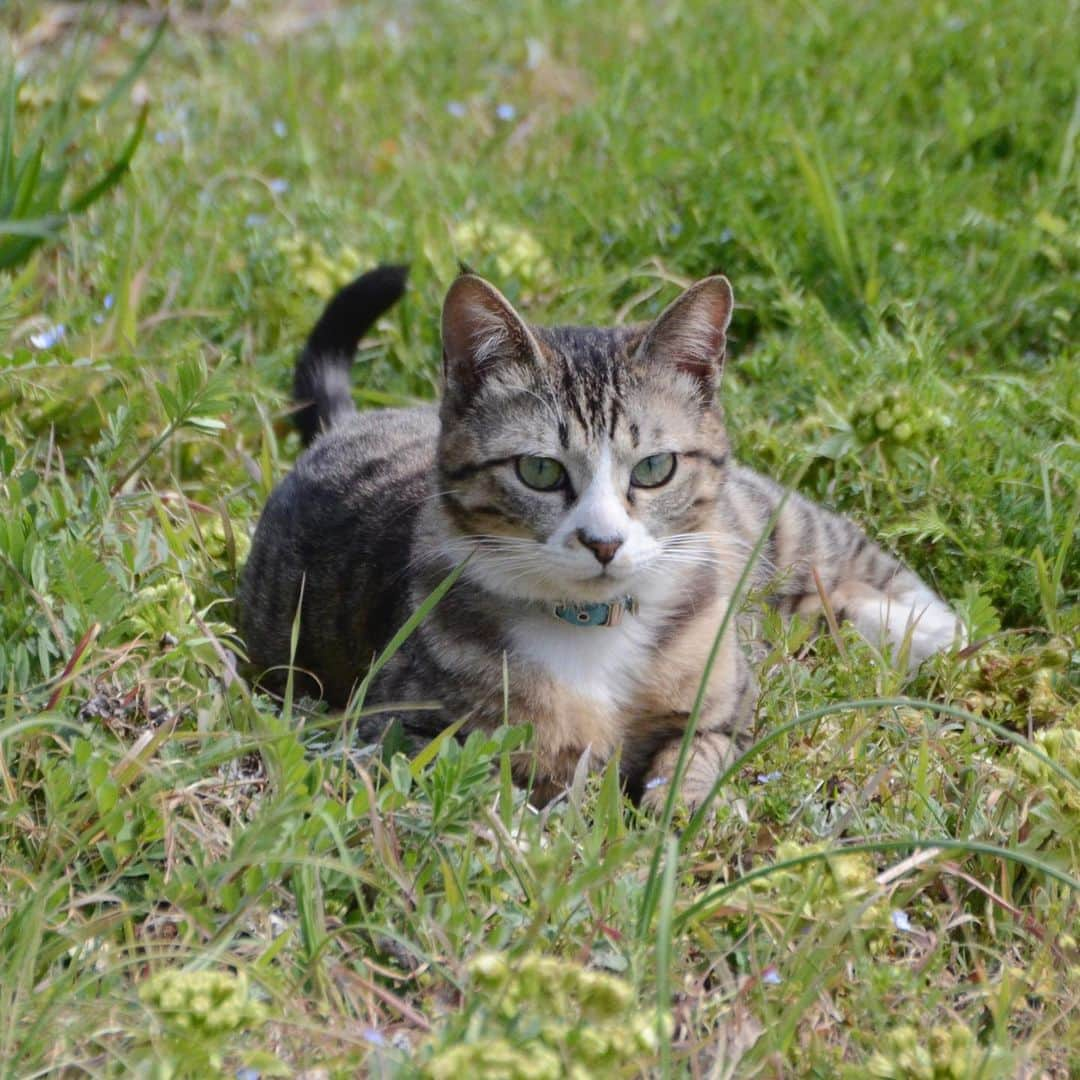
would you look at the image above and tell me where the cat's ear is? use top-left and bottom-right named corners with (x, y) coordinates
top-left (638, 276), bottom-right (734, 399)
top-left (442, 274), bottom-right (543, 393)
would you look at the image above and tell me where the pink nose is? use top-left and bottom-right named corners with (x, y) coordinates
top-left (577, 530), bottom-right (623, 565)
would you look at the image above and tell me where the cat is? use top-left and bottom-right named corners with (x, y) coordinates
top-left (238, 264), bottom-right (964, 809)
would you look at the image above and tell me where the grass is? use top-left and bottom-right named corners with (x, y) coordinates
top-left (1, 0), bottom-right (1077, 1074)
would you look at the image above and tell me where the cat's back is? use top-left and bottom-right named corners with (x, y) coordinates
top-left (238, 405), bottom-right (439, 702)
top-left (290, 404), bottom-right (438, 498)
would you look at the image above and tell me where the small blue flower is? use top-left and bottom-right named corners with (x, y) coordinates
top-left (891, 909), bottom-right (913, 932)
top-left (362, 1027), bottom-right (386, 1046)
top-left (762, 967), bottom-right (782, 985)
top-left (245, 213), bottom-right (267, 228)
top-left (103, 293), bottom-right (115, 311)
top-left (272, 119), bottom-right (287, 138)
top-left (756, 771), bottom-right (783, 784)
top-left (268, 178), bottom-right (289, 195)
top-left (446, 101), bottom-right (467, 118)
top-left (644, 776), bottom-right (668, 791)
top-left (30, 323), bottom-right (66, 350)
top-left (496, 103), bottom-right (517, 122)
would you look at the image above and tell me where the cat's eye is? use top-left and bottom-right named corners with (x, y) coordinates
top-left (630, 452), bottom-right (677, 488)
top-left (516, 455), bottom-right (567, 491)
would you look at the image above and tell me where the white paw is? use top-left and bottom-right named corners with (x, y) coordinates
top-left (854, 591), bottom-right (966, 669)
top-left (639, 774), bottom-right (671, 814)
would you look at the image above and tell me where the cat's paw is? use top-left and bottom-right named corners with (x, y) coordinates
top-left (639, 772), bottom-right (717, 815)
top-left (639, 773), bottom-right (675, 814)
top-left (639, 731), bottom-right (734, 814)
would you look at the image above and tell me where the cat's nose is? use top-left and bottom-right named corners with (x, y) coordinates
top-left (577, 529), bottom-right (623, 565)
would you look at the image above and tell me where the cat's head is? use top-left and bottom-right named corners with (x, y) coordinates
top-left (435, 273), bottom-right (734, 605)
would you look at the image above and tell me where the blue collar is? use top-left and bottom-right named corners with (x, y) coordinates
top-left (552, 597), bottom-right (639, 628)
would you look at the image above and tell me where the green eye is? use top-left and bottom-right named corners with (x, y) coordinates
top-left (631, 452), bottom-right (677, 488)
top-left (516, 455), bottom-right (567, 491)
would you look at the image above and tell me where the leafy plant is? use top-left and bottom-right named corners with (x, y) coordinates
top-left (0, 19), bottom-right (162, 270)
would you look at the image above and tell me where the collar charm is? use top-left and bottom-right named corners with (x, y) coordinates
top-left (552, 597), bottom-right (639, 628)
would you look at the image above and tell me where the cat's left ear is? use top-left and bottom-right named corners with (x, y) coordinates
top-left (638, 276), bottom-right (734, 399)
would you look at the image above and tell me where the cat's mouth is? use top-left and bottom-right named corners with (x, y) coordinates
top-left (563, 567), bottom-right (637, 599)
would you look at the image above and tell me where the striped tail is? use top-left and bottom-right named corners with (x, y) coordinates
top-left (292, 263), bottom-right (409, 445)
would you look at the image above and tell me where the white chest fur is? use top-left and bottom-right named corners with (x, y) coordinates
top-left (507, 608), bottom-right (663, 710)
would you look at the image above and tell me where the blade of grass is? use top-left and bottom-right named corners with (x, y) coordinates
top-left (655, 833), bottom-right (679, 1079)
top-left (345, 559), bottom-right (469, 722)
top-left (54, 18), bottom-right (167, 154)
top-left (789, 124), bottom-right (862, 305)
top-left (64, 104), bottom-right (148, 216)
top-left (676, 837), bottom-right (1080, 932)
top-left (336, 559), bottom-right (469, 787)
top-left (636, 493), bottom-right (789, 939)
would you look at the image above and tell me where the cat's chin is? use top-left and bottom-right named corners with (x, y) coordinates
top-left (554, 574), bottom-right (636, 603)
top-left (479, 574), bottom-right (635, 606)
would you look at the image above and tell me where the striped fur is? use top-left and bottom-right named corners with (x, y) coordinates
top-left (239, 269), bottom-right (963, 810)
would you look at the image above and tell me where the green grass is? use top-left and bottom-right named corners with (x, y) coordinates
top-left (1, 0), bottom-right (1078, 1075)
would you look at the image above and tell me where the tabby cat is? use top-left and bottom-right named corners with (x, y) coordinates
top-left (239, 265), bottom-right (963, 809)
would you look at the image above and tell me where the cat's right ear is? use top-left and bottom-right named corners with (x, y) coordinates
top-left (442, 275), bottom-right (543, 394)
top-left (638, 275), bottom-right (734, 401)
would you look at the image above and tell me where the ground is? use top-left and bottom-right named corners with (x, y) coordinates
top-left (0, 1), bottom-right (1077, 1076)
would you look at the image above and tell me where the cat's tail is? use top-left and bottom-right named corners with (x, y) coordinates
top-left (292, 263), bottom-right (409, 445)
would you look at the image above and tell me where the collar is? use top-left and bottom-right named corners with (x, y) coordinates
top-left (552, 597), bottom-right (639, 628)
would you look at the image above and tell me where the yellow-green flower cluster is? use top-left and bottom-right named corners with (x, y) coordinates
top-left (18, 83), bottom-right (103, 109)
top-left (851, 387), bottom-right (946, 450)
top-left (140, 969), bottom-right (267, 1037)
top-left (733, 842), bottom-right (889, 933)
top-left (202, 515), bottom-right (252, 564)
top-left (130, 575), bottom-right (196, 640)
top-left (274, 235), bottom-right (366, 298)
top-left (451, 218), bottom-right (555, 293)
top-left (1014, 725), bottom-right (1080, 815)
top-left (960, 639), bottom-right (1075, 728)
top-left (135, 577), bottom-right (194, 611)
top-left (424, 1039), bottom-right (562, 1080)
top-left (422, 952), bottom-right (669, 1079)
top-left (864, 1022), bottom-right (1011, 1079)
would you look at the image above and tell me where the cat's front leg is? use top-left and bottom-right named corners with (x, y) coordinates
top-left (629, 644), bottom-right (757, 814)
top-left (624, 589), bottom-right (758, 811)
